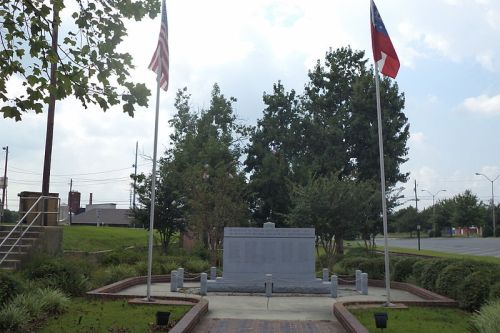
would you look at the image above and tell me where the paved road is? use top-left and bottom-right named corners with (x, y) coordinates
top-left (375, 237), bottom-right (500, 257)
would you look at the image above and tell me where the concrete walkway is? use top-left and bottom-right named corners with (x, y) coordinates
top-left (117, 282), bottom-right (423, 333)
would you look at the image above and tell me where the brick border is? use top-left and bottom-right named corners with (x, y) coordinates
top-left (86, 274), bottom-right (207, 333)
top-left (333, 279), bottom-right (458, 333)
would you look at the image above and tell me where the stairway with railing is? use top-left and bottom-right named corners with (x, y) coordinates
top-left (0, 196), bottom-right (57, 270)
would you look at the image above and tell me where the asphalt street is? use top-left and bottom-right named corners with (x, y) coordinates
top-left (375, 237), bottom-right (500, 257)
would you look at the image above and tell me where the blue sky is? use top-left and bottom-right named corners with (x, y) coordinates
top-left (1, 0), bottom-right (500, 211)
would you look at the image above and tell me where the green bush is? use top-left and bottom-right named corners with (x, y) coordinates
top-left (0, 272), bottom-right (24, 306)
top-left (10, 293), bottom-right (46, 319)
top-left (184, 258), bottom-right (210, 273)
top-left (358, 257), bottom-right (386, 279)
top-left (36, 288), bottom-right (70, 315)
top-left (489, 282), bottom-right (500, 301)
top-left (458, 271), bottom-right (491, 311)
top-left (435, 261), bottom-right (475, 299)
top-left (471, 300), bottom-right (500, 333)
top-left (94, 264), bottom-right (137, 286)
top-left (392, 257), bottom-right (420, 282)
top-left (99, 250), bottom-right (143, 265)
top-left (22, 256), bottom-right (90, 296)
top-left (0, 303), bottom-right (29, 332)
top-left (133, 261), bottom-right (164, 276)
top-left (340, 257), bottom-right (370, 275)
top-left (420, 259), bottom-right (454, 292)
top-left (411, 259), bottom-right (432, 285)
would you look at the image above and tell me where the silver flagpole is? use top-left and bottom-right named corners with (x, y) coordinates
top-left (146, 52), bottom-right (162, 302)
top-left (374, 61), bottom-right (392, 306)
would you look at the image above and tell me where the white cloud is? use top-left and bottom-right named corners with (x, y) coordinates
top-left (462, 94), bottom-right (500, 116)
top-left (409, 131), bottom-right (425, 147)
top-left (475, 51), bottom-right (495, 71)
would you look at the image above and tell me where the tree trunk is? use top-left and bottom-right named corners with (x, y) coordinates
top-left (335, 235), bottom-right (344, 255)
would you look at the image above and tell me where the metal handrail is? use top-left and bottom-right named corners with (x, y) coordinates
top-left (0, 211), bottom-right (42, 264)
top-left (0, 195), bottom-right (53, 266)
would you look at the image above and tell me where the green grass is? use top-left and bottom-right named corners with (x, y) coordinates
top-left (63, 226), bottom-right (152, 252)
top-left (39, 298), bottom-right (192, 333)
top-left (350, 307), bottom-right (472, 333)
top-left (383, 246), bottom-right (500, 265)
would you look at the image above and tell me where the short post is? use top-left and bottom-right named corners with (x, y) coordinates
top-left (210, 266), bottom-right (217, 280)
top-left (361, 273), bottom-right (368, 295)
top-left (322, 268), bottom-right (329, 282)
top-left (177, 268), bottom-right (184, 288)
top-left (331, 274), bottom-right (338, 298)
top-left (200, 272), bottom-right (207, 296)
top-left (265, 274), bottom-right (273, 297)
top-left (170, 270), bottom-right (177, 292)
top-left (355, 270), bottom-right (361, 292)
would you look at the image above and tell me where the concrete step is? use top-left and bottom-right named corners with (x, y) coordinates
top-left (0, 259), bottom-right (20, 270)
top-left (0, 230), bottom-right (41, 238)
top-left (0, 244), bottom-right (33, 252)
top-left (0, 225), bottom-right (44, 232)
top-left (0, 238), bottom-right (37, 246)
top-left (0, 251), bottom-right (28, 260)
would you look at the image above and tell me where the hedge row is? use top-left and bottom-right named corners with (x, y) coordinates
top-left (339, 252), bottom-right (500, 311)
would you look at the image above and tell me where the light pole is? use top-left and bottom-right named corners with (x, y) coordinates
top-left (421, 189), bottom-right (446, 236)
top-left (475, 173), bottom-right (500, 237)
top-left (0, 146), bottom-right (8, 224)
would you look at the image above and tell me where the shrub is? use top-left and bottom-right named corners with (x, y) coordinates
top-left (99, 250), bottom-right (143, 266)
top-left (489, 282), bottom-right (500, 301)
top-left (358, 257), bottom-right (386, 279)
top-left (419, 259), bottom-right (454, 292)
top-left (184, 258), bottom-right (210, 273)
top-left (0, 272), bottom-right (24, 306)
top-left (133, 261), bottom-right (163, 276)
top-left (410, 259), bottom-right (432, 285)
top-left (435, 261), bottom-right (475, 299)
top-left (22, 256), bottom-right (90, 296)
top-left (392, 257), bottom-right (420, 282)
top-left (471, 300), bottom-right (500, 333)
top-left (36, 288), bottom-right (70, 315)
top-left (458, 271), bottom-right (491, 311)
top-left (95, 264), bottom-right (137, 286)
top-left (340, 257), bottom-right (370, 275)
top-left (0, 303), bottom-right (29, 332)
top-left (10, 293), bottom-right (46, 319)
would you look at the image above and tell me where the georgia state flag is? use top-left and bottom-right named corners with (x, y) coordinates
top-left (371, 0), bottom-right (400, 78)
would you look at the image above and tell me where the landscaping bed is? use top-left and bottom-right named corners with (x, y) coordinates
top-left (39, 298), bottom-right (192, 333)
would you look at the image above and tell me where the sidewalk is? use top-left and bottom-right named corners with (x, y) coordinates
top-left (117, 282), bottom-right (423, 332)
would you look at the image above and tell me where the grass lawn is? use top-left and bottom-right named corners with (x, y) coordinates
top-left (382, 246), bottom-right (500, 265)
top-left (350, 307), bottom-right (472, 333)
top-left (63, 226), bottom-right (152, 252)
top-left (39, 298), bottom-right (192, 333)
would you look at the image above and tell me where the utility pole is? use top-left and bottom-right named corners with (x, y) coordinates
top-left (1, 146), bottom-right (8, 224)
top-left (41, 2), bottom-right (60, 226)
top-left (69, 178), bottom-right (73, 225)
top-left (414, 180), bottom-right (420, 251)
top-left (132, 141), bottom-right (138, 209)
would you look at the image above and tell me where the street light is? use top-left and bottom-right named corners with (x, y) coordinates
top-left (475, 173), bottom-right (500, 237)
top-left (421, 189), bottom-right (446, 236)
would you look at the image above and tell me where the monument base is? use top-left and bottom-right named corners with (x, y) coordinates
top-left (207, 278), bottom-right (332, 294)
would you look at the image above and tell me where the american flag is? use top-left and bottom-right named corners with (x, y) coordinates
top-left (149, 0), bottom-right (169, 91)
top-left (370, 0), bottom-right (399, 78)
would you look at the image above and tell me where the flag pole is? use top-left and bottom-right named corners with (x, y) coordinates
top-left (374, 61), bottom-right (392, 306)
top-left (146, 53), bottom-right (162, 302)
